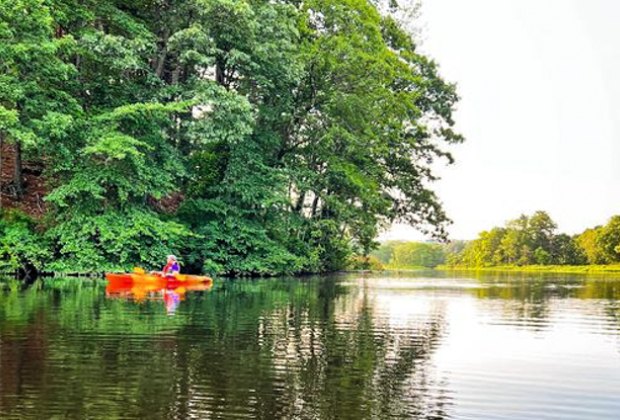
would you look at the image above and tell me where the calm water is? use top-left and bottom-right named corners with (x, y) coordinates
top-left (1, 272), bottom-right (619, 419)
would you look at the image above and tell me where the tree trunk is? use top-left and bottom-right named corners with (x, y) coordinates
top-left (171, 65), bottom-right (181, 85)
top-left (154, 28), bottom-right (170, 80)
top-left (14, 141), bottom-right (23, 198)
top-left (310, 193), bottom-right (320, 218)
top-left (294, 191), bottom-right (306, 213)
top-left (155, 45), bottom-right (168, 79)
top-left (215, 56), bottom-right (227, 87)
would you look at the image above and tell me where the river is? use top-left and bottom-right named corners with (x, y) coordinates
top-left (0, 272), bottom-right (619, 419)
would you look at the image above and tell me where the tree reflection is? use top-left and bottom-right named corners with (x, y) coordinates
top-left (0, 276), bottom-right (452, 419)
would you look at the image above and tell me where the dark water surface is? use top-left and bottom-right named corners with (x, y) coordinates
top-left (1, 272), bottom-right (619, 419)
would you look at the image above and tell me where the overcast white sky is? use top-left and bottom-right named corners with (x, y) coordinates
top-left (381, 0), bottom-right (620, 241)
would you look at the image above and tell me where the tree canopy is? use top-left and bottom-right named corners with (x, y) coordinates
top-left (0, 0), bottom-right (461, 275)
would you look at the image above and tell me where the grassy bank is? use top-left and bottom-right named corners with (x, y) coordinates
top-left (435, 264), bottom-right (620, 274)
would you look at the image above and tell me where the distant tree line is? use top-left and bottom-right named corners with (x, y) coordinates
top-left (371, 211), bottom-right (620, 269)
top-left (449, 211), bottom-right (620, 267)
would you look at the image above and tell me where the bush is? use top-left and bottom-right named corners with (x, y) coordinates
top-left (0, 209), bottom-right (50, 273)
top-left (45, 208), bottom-right (190, 273)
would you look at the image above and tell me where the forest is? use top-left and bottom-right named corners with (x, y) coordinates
top-left (372, 211), bottom-right (620, 270)
top-left (0, 0), bottom-right (461, 276)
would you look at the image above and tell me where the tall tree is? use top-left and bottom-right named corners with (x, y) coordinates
top-left (280, 0), bottom-right (461, 265)
top-left (0, 0), bottom-right (79, 197)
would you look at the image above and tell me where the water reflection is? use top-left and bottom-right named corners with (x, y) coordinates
top-left (105, 279), bottom-right (213, 315)
top-left (0, 273), bottom-right (619, 419)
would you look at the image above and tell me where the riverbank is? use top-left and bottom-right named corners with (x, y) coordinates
top-left (434, 264), bottom-right (620, 274)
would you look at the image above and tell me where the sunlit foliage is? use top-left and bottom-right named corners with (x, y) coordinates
top-left (445, 211), bottom-right (620, 268)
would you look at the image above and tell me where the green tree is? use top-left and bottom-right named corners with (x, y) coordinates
top-left (0, 0), bottom-right (79, 196)
top-left (576, 227), bottom-right (607, 264)
top-left (279, 0), bottom-right (461, 260)
top-left (527, 210), bottom-right (557, 252)
top-left (533, 247), bottom-right (551, 265)
top-left (550, 233), bottom-right (585, 265)
top-left (458, 228), bottom-right (505, 267)
top-left (597, 216), bottom-right (620, 263)
top-left (498, 229), bottom-right (523, 265)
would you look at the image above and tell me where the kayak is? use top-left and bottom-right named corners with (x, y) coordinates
top-left (105, 272), bottom-right (213, 301)
top-left (105, 272), bottom-right (213, 285)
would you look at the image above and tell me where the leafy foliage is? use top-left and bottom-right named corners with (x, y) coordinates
top-left (575, 216), bottom-right (620, 265)
top-left (443, 211), bottom-right (620, 268)
top-left (0, 209), bottom-right (50, 272)
top-left (45, 208), bottom-right (190, 272)
top-left (0, 0), bottom-right (461, 275)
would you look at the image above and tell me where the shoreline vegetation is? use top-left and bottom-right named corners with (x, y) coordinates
top-left (367, 211), bottom-right (620, 276)
top-left (435, 265), bottom-right (620, 274)
top-left (343, 264), bottom-right (620, 274)
top-left (0, 1), bottom-right (461, 277)
top-left (346, 265), bottom-right (620, 275)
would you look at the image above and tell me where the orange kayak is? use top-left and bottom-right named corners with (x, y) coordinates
top-left (105, 272), bottom-right (213, 301)
top-left (105, 272), bottom-right (213, 285)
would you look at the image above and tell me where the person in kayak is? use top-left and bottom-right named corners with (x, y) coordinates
top-left (162, 255), bottom-right (180, 276)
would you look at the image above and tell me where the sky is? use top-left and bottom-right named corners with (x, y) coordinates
top-left (380, 0), bottom-right (620, 241)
